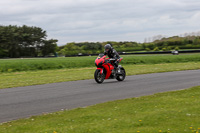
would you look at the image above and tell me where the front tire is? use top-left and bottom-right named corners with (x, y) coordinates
top-left (94, 69), bottom-right (105, 83)
top-left (116, 67), bottom-right (126, 81)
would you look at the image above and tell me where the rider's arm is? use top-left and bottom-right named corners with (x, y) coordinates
top-left (104, 51), bottom-right (107, 55)
top-left (113, 49), bottom-right (120, 60)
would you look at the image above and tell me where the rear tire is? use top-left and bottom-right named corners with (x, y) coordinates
top-left (94, 69), bottom-right (105, 83)
top-left (116, 67), bottom-right (126, 81)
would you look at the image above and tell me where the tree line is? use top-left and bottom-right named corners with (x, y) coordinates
top-left (58, 35), bottom-right (200, 56)
top-left (148, 35), bottom-right (200, 51)
top-left (57, 41), bottom-right (141, 56)
top-left (1, 25), bottom-right (200, 58)
top-left (0, 25), bottom-right (58, 58)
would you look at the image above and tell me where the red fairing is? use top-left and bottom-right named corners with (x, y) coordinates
top-left (95, 55), bottom-right (115, 79)
top-left (103, 63), bottom-right (114, 79)
top-left (95, 55), bottom-right (106, 75)
top-left (96, 68), bottom-right (103, 74)
top-left (95, 56), bottom-right (105, 66)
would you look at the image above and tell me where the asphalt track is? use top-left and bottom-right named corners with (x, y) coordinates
top-left (0, 70), bottom-right (200, 123)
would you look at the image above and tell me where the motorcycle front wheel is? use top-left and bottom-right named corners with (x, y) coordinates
top-left (94, 69), bottom-right (105, 83)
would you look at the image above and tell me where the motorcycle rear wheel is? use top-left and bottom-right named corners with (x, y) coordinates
top-left (94, 69), bottom-right (105, 83)
top-left (116, 67), bottom-right (126, 81)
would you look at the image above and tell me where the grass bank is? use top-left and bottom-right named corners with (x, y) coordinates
top-left (1, 86), bottom-right (200, 133)
top-left (1, 54), bottom-right (200, 72)
top-left (0, 62), bottom-right (200, 89)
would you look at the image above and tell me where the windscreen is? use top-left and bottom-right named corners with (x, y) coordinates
top-left (98, 54), bottom-right (104, 58)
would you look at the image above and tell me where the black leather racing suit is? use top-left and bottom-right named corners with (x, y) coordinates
top-left (104, 48), bottom-right (120, 68)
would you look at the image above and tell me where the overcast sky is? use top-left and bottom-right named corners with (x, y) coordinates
top-left (1, 0), bottom-right (200, 45)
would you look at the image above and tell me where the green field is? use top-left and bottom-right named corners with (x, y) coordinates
top-left (0, 86), bottom-right (200, 133)
top-left (0, 62), bottom-right (200, 89)
top-left (1, 54), bottom-right (200, 89)
top-left (1, 54), bottom-right (200, 132)
top-left (1, 54), bottom-right (200, 73)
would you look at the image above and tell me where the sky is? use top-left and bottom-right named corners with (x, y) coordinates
top-left (1, 0), bottom-right (200, 45)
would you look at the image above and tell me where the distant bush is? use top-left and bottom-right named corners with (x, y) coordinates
top-left (153, 47), bottom-right (159, 51)
top-left (145, 48), bottom-right (151, 51)
top-left (162, 48), bottom-right (167, 51)
top-left (175, 46), bottom-right (179, 51)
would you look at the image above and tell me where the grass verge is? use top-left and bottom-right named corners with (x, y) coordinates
top-left (1, 62), bottom-right (200, 89)
top-left (0, 86), bottom-right (200, 133)
top-left (1, 54), bottom-right (200, 73)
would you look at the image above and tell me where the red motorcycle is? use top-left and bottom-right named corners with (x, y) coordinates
top-left (94, 54), bottom-right (126, 83)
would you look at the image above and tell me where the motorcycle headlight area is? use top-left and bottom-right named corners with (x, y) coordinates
top-left (95, 61), bottom-right (103, 67)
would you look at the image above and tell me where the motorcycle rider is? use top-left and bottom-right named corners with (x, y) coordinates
top-left (104, 44), bottom-right (120, 70)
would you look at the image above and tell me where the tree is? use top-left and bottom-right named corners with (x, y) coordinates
top-left (153, 47), bottom-right (159, 51)
top-left (174, 46), bottom-right (179, 51)
top-left (64, 43), bottom-right (80, 56)
top-left (0, 25), bottom-right (57, 57)
top-left (193, 37), bottom-right (199, 45)
top-left (162, 48), bottom-right (167, 51)
top-left (41, 39), bottom-right (58, 56)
